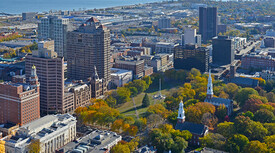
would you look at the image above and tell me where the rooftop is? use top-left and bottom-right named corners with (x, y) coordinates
top-left (175, 121), bottom-right (208, 136)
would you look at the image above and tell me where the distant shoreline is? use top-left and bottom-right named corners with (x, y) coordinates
top-left (0, 0), bottom-right (163, 15)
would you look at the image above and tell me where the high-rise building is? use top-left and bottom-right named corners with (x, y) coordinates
top-left (199, 7), bottom-right (218, 42)
top-left (181, 26), bottom-right (201, 46)
top-left (67, 17), bottom-right (111, 82)
top-left (158, 17), bottom-right (171, 29)
top-left (212, 36), bottom-right (234, 65)
top-left (0, 66), bottom-right (40, 125)
top-left (25, 40), bottom-right (74, 115)
top-left (38, 16), bottom-right (73, 59)
top-left (174, 44), bottom-right (209, 72)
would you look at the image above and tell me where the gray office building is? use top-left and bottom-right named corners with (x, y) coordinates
top-left (199, 7), bottom-right (218, 42)
top-left (212, 36), bottom-right (234, 65)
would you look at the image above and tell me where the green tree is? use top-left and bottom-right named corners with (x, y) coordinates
top-left (142, 93), bottom-right (150, 107)
top-left (227, 134), bottom-right (249, 153)
top-left (253, 109), bottom-right (274, 123)
top-left (243, 141), bottom-right (268, 153)
top-left (249, 94), bottom-right (268, 103)
top-left (129, 87), bottom-right (138, 97)
top-left (264, 135), bottom-right (275, 151)
top-left (200, 133), bottom-right (226, 151)
top-left (106, 96), bottom-right (117, 108)
top-left (116, 87), bottom-right (131, 104)
top-left (263, 123), bottom-right (275, 135)
top-left (234, 88), bottom-right (258, 106)
top-left (217, 122), bottom-right (236, 138)
top-left (242, 111), bottom-right (254, 119)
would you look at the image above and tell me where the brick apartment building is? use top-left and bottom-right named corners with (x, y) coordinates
top-left (241, 53), bottom-right (275, 70)
top-left (0, 66), bottom-right (40, 125)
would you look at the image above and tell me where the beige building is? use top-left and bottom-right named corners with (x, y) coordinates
top-left (25, 40), bottom-right (74, 115)
top-left (67, 17), bottom-right (111, 82)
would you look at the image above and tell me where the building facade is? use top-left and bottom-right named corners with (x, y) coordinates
top-left (0, 66), bottom-right (40, 125)
top-left (25, 41), bottom-right (74, 115)
top-left (158, 17), bottom-right (171, 29)
top-left (174, 44), bottom-right (209, 72)
top-left (199, 7), bottom-right (218, 42)
top-left (182, 26), bottom-right (201, 47)
top-left (67, 17), bottom-right (111, 82)
top-left (110, 68), bottom-right (133, 88)
top-left (241, 53), bottom-right (275, 70)
top-left (212, 36), bottom-right (234, 65)
top-left (113, 58), bottom-right (145, 79)
top-left (155, 42), bottom-right (178, 54)
top-left (38, 16), bottom-right (72, 59)
top-left (3, 114), bottom-right (76, 153)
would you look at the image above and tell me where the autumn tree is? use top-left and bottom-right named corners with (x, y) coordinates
top-left (243, 98), bottom-right (263, 113)
top-left (243, 141), bottom-right (269, 153)
top-left (186, 102), bottom-right (215, 124)
top-left (217, 121), bottom-right (236, 138)
top-left (253, 109), bottom-right (274, 123)
top-left (200, 133), bottom-right (226, 151)
top-left (28, 139), bottom-right (40, 153)
top-left (106, 96), bottom-right (117, 108)
top-left (227, 134), bottom-right (249, 153)
top-left (146, 104), bottom-right (169, 119)
top-left (142, 93), bottom-right (150, 107)
top-left (116, 87), bottom-right (131, 104)
top-left (201, 112), bottom-right (218, 130)
top-left (234, 88), bottom-right (258, 106)
top-left (216, 104), bottom-right (227, 121)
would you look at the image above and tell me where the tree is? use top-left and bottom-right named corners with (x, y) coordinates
top-left (116, 87), bottom-right (131, 104)
top-left (106, 96), bottom-right (117, 108)
top-left (227, 134), bottom-right (249, 153)
top-left (216, 104), bottom-right (227, 121)
top-left (129, 87), bottom-right (138, 97)
top-left (111, 143), bottom-right (130, 153)
top-left (168, 112), bottom-right (178, 126)
top-left (263, 123), bottom-right (275, 135)
top-left (217, 122), bottom-right (236, 138)
top-left (200, 133), bottom-right (226, 151)
top-left (243, 98), bottom-right (263, 113)
top-left (184, 99), bottom-right (199, 108)
top-left (243, 141), bottom-right (268, 153)
top-left (234, 116), bottom-right (267, 140)
top-left (142, 94), bottom-right (150, 107)
top-left (234, 88), bottom-right (258, 106)
top-left (264, 135), bottom-right (275, 151)
top-left (146, 104), bottom-right (169, 119)
top-left (186, 102), bottom-right (216, 124)
top-left (249, 94), bottom-right (268, 103)
top-left (253, 109), bottom-right (274, 123)
top-left (28, 139), bottom-right (40, 153)
top-left (242, 111), bottom-right (254, 119)
top-left (201, 113), bottom-right (218, 130)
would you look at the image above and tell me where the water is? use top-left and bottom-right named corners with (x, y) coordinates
top-left (0, 0), bottom-right (162, 14)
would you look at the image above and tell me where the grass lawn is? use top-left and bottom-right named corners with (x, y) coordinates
top-left (117, 81), bottom-right (183, 118)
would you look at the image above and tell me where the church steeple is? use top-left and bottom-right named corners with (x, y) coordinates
top-left (177, 101), bottom-right (185, 123)
top-left (207, 69), bottom-right (213, 99)
top-left (92, 65), bottom-right (99, 80)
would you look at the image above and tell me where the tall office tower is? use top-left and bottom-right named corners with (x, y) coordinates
top-left (174, 44), bottom-right (209, 72)
top-left (38, 16), bottom-right (73, 59)
top-left (0, 66), bottom-right (40, 125)
top-left (199, 7), bottom-right (218, 42)
top-left (25, 40), bottom-right (74, 115)
top-left (67, 17), bottom-right (111, 82)
top-left (181, 26), bottom-right (201, 47)
top-left (212, 36), bottom-right (234, 65)
top-left (158, 17), bottom-right (171, 29)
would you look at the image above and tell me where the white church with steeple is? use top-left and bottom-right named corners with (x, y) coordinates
top-left (204, 69), bottom-right (233, 115)
top-left (175, 101), bottom-right (208, 146)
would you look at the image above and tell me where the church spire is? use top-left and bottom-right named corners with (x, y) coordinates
top-left (177, 101), bottom-right (185, 123)
top-left (92, 65), bottom-right (99, 80)
top-left (207, 69), bottom-right (213, 99)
